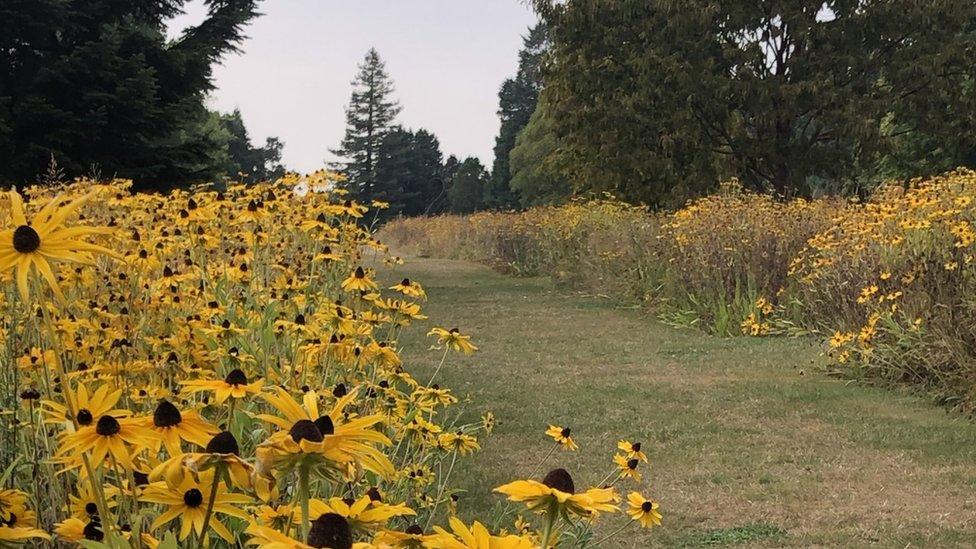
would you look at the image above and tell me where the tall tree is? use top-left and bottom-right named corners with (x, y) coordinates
top-left (533, 0), bottom-right (976, 203)
top-left (509, 100), bottom-right (571, 206)
top-left (332, 48), bottom-right (401, 202)
top-left (448, 157), bottom-right (488, 214)
top-left (218, 109), bottom-right (286, 182)
top-left (484, 23), bottom-right (548, 209)
top-left (0, 0), bottom-right (260, 189)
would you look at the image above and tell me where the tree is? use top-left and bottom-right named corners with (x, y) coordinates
top-left (533, 0), bottom-right (976, 203)
top-left (332, 48), bottom-right (402, 202)
top-left (218, 109), bottom-right (286, 182)
top-left (0, 0), bottom-right (260, 189)
top-left (448, 157), bottom-right (488, 214)
top-left (372, 127), bottom-right (446, 217)
top-left (509, 100), bottom-right (571, 206)
top-left (484, 23), bottom-right (548, 209)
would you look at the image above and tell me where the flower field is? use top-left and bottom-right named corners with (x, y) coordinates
top-left (0, 175), bottom-right (660, 547)
top-left (381, 169), bottom-right (976, 412)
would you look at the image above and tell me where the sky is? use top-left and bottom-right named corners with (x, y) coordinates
top-left (167, 1), bottom-right (538, 174)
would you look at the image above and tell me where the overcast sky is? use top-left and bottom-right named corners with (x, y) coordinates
top-left (166, 1), bottom-right (538, 174)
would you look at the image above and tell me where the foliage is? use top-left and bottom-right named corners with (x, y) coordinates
top-left (447, 158), bottom-right (489, 214)
top-left (373, 127), bottom-right (447, 218)
top-left (532, 0), bottom-right (976, 204)
top-left (217, 109), bottom-right (286, 183)
top-left (0, 0), bottom-right (260, 190)
top-left (382, 169), bottom-right (976, 410)
top-left (508, 99), bottom-right (572, 207)
top-left (484, 23), bottom-right (548, 210)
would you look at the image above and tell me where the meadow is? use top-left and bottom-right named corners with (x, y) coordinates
top-left (380, 169), bottom-right (976, 412)
top-left (0, 174), bottom-right (656, 547)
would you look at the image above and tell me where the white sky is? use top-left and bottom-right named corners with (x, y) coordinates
top-left (167, 1), bottom-right (538, 173)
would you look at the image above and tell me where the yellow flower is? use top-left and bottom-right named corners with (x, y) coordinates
top-left (427, 516), bottom-right (534, 549)
top-left (341, 266), bottom-right (378, 292)
top-left (626, 492), bottom-right (662, 529)
top-left (545, 425), bottom-right (578, 451)
top-left (428, 327), bottom-right (478, 355)
top-left (141, 471), bottom-right (251, 543)
top-left (0, 189), bottom-right (120, 303)
top-left (494, 468), bottom-right (619, 518)
top-left (179, 369), bottom-right (264, 404)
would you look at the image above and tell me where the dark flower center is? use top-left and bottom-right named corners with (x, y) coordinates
top-left (366, 487), bottom-right (382, 502)
top-left (77, 408), bottom-right (94, 426)
top-left (354, 266), bottom-right (365, 279)
top-left (332, 383), bottom-right (347, 398)
top-left (641, 501), bottom-right (654, 512)
top-left (224, 368), bottom-right (247, 386)
top-left (307, 513), bottom-right (352, 549)
top-left (401, 278), bottom-right (411, 286)
top-left (405, 524), bottom-right (424, 535)
top-left (289, 419), bottom-right (324, 443)
top-left (632, 442), bottom-right (642, 452)
top-left (83, 519), bottom-right (104, 541)
top-left (206, 431), bottom-right (240, 455)
top-left (627, 458), bottom-right (639, 470)
top-left (560, 427), bottom-right (571, 438)
top-left (313, 415), bottom-right (335, 436)
top-left (542, 468), bottom-right (575, 494)
top-left (152, 400), bottom-right (182, 428)
top-left (183, 488), bottom-right (204, 508)
top-left (95, 415), bottom-right (121, 436)
top-left (12, 225), bottom-right (40, 253)
top-left (85, 502), bottom-right (98, 517)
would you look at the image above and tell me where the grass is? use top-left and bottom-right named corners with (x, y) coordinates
top-left (382, 255), bottom-right (976, 547)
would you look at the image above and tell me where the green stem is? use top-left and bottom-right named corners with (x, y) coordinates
top-left (298, 462), bottom-right (311, 541)
top-left (197, 466), bottom-right (223, 549)
top-left (540, 501), bottom-right (560, 548)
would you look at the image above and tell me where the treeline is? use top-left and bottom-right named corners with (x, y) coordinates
top-left (0, 1), bottom-right (283, 189)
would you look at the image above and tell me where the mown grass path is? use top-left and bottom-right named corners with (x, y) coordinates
top-left (386, 255), bottom-right (976, 547)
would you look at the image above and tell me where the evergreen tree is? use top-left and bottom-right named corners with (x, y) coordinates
top-left (332, 48), bottom-right (401, 202)
top-left (218, 109), bottom-right (286, 182)
top-left (484, 23), bottom-right (548, 209)
top-left (373, 127), bottom-right (447, 217)
top-left (0, 0), bottom-right (260, 189)
top-left (448, 157), bottom-right (488, 213)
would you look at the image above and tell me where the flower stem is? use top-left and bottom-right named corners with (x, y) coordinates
top-left (540, 501), bottom-right (560, 548)
top-left (197, 466), bottom-right (223, 549)
top-left (298, 462), bottom-right (312, 541)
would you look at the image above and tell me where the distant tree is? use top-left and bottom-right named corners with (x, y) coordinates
top-left (533, 0), bottom-right (976, 203)
top-left (0, 0), bottom-right (260, 189)
top-left (509, 101), bottom-right (571, 206)
top-left (218, 109), bottom-right (286, 182)
top-left (332, 48), bottom-right (401, 202)
top-left (484, 23), bottom-right (548, 209)
top-left (372, 127), bottom-right (445, 217)
top-left (448, 157), bottom-right (488, 213)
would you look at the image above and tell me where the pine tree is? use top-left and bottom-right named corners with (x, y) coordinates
top-left (218, 109), bottom-right (286, 182)
top-left (484, 24), bottom-right (548, 209)
top-left (448, 157), bottom-right (488, 214)
top-left (332, 48), bottom-right (402, 202)
top-left (373, 127), bottom-right (447, 217)
top-left (0, 0), bottom-right (260, 189)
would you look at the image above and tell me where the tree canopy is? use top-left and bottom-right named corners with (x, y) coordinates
top-left (0, 0), bottom-right (267, 189)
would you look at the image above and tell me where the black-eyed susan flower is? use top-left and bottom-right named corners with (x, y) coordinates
top-left (618, 440), bottom-right (648, 462)
top-left (57, 414), bottom-right (158, 470)
top-left (494, 468), bottom-right (619, 519)
top-left (427, 327), bottom-right (478, 356)
top-left (245, 512), bottom-right (354, 549)
top-left (179, 368), bottom-right (264, 404)
top-left (0, 189), bottom-right (120, 303)
top-left (390, 278), bottom-right (426, 298)
top-left (141, 471), bottom-right (251, 543)
top-left (341, 266), bottom-right (378, 293)
top-left (613, 454), bottom-right (643, 483)
top-left (137, 399), bottom-right (219, 456)
top-left (545, 425), bottom-right (578, 451)
top-left (0, 489), bottom-right (50, 543)
top-left (41, 382), bottom-right (129, 427)
top-left (626, 492), bottom-right (662, 529)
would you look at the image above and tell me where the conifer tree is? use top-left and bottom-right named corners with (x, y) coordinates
top-left (332, 48), bottom-right (402, 202)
